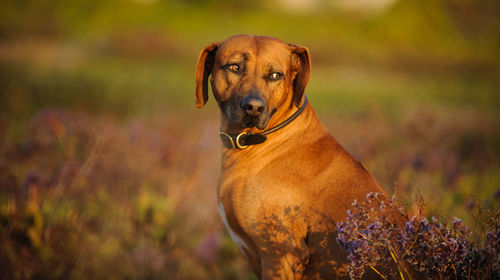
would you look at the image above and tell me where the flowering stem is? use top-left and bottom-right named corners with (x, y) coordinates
top-left (369, 265), bottom-right (387, 279)
top-left (451, 262), bottom-right (457, 280)
top-left (388, 247), bottom-right (407, 280)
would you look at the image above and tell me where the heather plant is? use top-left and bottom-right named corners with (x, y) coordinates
top-left (336, 193), bottom-right (499, 280)
top-left (0, 109), bottom-right (247, 279)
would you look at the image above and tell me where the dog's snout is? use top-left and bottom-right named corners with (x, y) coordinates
top-left (241, 96), bottom-right (265, 117)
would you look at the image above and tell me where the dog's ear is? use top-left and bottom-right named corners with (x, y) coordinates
top-left (289, 44), bottom-right (311, 107)
top-left (195, 42), bottom-right (219, 108)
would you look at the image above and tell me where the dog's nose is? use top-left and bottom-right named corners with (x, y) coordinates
top-left (241, 96), bottom-right (265, 117)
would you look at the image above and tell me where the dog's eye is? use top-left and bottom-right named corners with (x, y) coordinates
top-left (225, 64), bottom-right (240, 73)
top-left (269, 72), bottom-right (284, 81)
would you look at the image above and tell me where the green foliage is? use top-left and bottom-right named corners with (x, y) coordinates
top-left (0, 0), bottom-right (498, 118)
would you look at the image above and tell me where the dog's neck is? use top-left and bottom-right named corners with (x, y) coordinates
top-left (217, 101), bottom-right (337, 199)
top-left (218, 102), bottom-right (332, 174)
top-left (219, 102), bottom-right (330, 158)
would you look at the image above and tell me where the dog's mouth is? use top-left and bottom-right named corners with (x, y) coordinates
top-left (237, 109), bottom-right (270, 129)
top-left (241, 108), bottom-right (277, 129)
top-left (240, 116), bottom-right (268, 129)
top-left (220, 100), bottom-right (271, 130)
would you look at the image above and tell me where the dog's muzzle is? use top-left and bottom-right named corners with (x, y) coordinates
top-left (239, 96), bottom-right (269, 129)
top-left (220, 95), bottom-right (270, 130)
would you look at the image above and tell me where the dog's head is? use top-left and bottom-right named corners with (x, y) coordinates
top-left (195, 35), bottom-right (310, 130)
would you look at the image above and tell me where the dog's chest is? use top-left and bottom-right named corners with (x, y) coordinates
top-left (217, 201), bottom-right (251, 260)
top-left (217, 170), bottom-right (266, 261)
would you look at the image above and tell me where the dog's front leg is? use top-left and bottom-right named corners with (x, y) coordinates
top-left (252, 217), bottom-right (310, 280)
top-left (261, 247), bottom-right (310, 280)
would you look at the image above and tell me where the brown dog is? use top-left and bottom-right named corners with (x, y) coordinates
top-left (195, 35), bottom-right (388, 279)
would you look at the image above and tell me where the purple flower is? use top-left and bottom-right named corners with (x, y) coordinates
top-left (336, 194), bottom-right (500, 279)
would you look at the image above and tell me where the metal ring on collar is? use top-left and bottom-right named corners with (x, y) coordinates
top-left (235, 132), bottom-right (248, 149)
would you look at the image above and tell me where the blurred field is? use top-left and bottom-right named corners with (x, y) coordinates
top-left (0, 0), bottom-right (499, 279)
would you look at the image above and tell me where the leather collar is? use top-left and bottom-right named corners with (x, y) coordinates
top-left (219, 97), bottom-right (308, 149)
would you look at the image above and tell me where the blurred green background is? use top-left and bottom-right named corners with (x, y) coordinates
top-left (0, 0), bottom-right (499, 279)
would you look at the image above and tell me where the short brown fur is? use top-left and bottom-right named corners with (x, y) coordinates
top-left (195, 35), bottom-right (388, 279)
